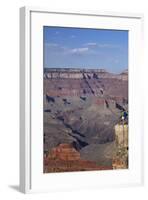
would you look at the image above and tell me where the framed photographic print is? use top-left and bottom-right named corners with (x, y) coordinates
top-left (20, 7), bottom-right (144, 193)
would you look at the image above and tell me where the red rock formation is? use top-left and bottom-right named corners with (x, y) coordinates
top-left (44, 143), bottom-right (113, 173)
top-left (48, 143), bottom-right (80, 161)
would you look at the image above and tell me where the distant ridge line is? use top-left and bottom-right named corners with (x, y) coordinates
top-left (44, 68), bottom-right (107, 72)
top-left (44, 67), bottom-right (128, 75)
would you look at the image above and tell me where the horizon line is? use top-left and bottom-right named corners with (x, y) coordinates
top-left (44, 67), bottom-right (128, 74)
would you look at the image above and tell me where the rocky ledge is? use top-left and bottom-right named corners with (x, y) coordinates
top-left (44, 68), bottom-right (128, 81)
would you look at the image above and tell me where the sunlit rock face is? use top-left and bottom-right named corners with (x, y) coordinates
top-left (44, 68), bottom-right (128, 81)
top-left (48, 143), bottom-right (81, 161)
top-left (112, 124), bottom-right (128, 169)
top-left (44, 68), bottom-right (128, 99)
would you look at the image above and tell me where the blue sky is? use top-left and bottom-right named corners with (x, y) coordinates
top-left (43, 26), bottom-right (128, 73)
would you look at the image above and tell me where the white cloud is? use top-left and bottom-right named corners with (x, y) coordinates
top-left (98, 44), bottom-right (119, 48)
top-left (98, 44), bottom-right (111, 48)
top-left (69, 47), bottom-right (89, 54)
top-left (45, 42), bottom-right (100, 56)
top-left (84, 42), bottom-right (97, 47)
top-left (84, 42), bottom-right (119, 49)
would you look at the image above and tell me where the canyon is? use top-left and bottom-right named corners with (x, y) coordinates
top-left (43, 68), bottom-right (128, 173)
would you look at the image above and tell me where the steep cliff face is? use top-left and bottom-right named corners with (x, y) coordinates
top-left (44, 68), bottom-right (128, 81)
top-left (44, 68), bottom-right (128, 101)
top-left (114, 124), bottom-right (128, 148)
top-left (112, 124), bottom-right (128, 169)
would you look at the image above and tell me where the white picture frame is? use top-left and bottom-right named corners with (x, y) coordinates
top-left (20, 7), bottom-right (144, 193)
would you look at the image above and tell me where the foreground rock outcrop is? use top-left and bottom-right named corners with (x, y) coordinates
top-left (44, 143), bottom-right (112, 173)
top-left (112, 124), bottom-right (128, 169)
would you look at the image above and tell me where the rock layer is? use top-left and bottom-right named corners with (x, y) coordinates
top-left (44, 143), bottom-right (112, 173)
top-left (44, 68), bottom-right (128, 81)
